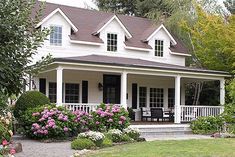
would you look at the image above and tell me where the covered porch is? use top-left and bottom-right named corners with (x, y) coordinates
top-left (34, 56), bottom-right (228, 124)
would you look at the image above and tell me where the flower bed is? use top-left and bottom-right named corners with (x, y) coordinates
top-left (21, 105), bottom-right (79, 139)
top-left (0, 110), bottom-right (15, 156)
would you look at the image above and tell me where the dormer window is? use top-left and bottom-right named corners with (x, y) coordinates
top-left (107, 33), bottom-right (117, 52)
top-left (50, 25), bottom-right (62, 46)
top-left (155, 40), bottom-right (164, 57)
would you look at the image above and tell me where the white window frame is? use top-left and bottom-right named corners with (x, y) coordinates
top-left (149, 88), bottom-right (164, 108)
top-left (65, 83), bottom-right (80, 103)
top-left (50, 25), bottom-right (62, 46)
top-left (107, 33), bottom-right (118, 52)
top-left (155, 39), bottom-right (164, 57)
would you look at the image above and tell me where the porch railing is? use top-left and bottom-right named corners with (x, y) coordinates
top-left (181, 105), bottom-right (224, 122)
top-left (63, 103), bottom-right (121, 113)
top-left (63, 103), bottom-right (100, 113)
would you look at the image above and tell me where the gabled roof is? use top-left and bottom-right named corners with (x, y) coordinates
top-left (142, 24), bottom-right (177, 45)
top-left (36, 8), bottom-right (78, 32)
top-left (33, 1), bottom-right (189, 55)
top-left (92, 15), bottom-right (132, 39)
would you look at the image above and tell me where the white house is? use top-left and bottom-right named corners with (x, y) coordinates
top-left (31, 1), bottom-right (229, 124)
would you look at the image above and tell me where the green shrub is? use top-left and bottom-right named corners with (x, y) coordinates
top-left (77, 131), bottom-right (105, 147)
top-left (190, 116), bottom-right (224, 134)
top-left (14, 91), bottom-right (50, 119)
top-left (123, 127), bottom-right (140, 140)
top-left (223, 103), bottom-right (235, 123)
top-left (106, 129), bottom-right (123, 143)
top-left (21, 105), bottom-right (79, 139)
top-left (121, 134), bottom-right (133, 142)
top-left (101, 137), bottom-right (113, 148)
top-left (71, 138), bottom-right (96, 150)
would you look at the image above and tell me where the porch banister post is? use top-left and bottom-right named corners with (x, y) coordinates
top-left (174, 75), bottom-right (181, 124)
top-left (56, 67), bottom-right (63, 106)
top-left (121, 71), bottom-right (127, 109)
top-left (220, 78), bottom-right (225, 106)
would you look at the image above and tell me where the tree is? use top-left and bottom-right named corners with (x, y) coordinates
top-left (95, 0), bottom-right (138, 15)
top-left (0, 0), bottom-right (51, 96)
top-left (181, 5), bottom-right (235, 72)
top-left (224, 0), bottom-right (235, 14)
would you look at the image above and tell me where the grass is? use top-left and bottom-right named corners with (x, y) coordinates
top-left (86, 139), bottom-right (235, 157)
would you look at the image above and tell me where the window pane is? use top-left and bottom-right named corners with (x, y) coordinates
top-left (49, 82), bottom-right (57, 103)
top-left (168, 88), bottom-right (175, 108)
top-left (155, 40), bottom-right (164, 57)
top-left (50, 26), bottom-right (62, 46)
top-left (139, 87), bottom-right (147, 107)
top-left (65, 83), bottom-right (79, 103)
top-left (107, 33), bottom-right (117, 52)
top-left (150, 88), bottom-right (164, 107)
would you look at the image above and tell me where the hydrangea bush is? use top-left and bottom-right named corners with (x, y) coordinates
top-left (106, 129), bottom-right (123, 143)
top-left (91, 103), bottom-right (130, 131)
top-left (21, 105), bottom-right (79, 139)
top-left (73, 110), bottom-right (93, 132)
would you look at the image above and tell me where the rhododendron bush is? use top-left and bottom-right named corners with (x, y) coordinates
top-left (91, 103), bottom-right (130, 131)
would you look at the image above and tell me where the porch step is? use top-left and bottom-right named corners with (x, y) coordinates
top-left (131, 124), bottom-right (192, 136)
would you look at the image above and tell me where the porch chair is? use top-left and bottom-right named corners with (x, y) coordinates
top-left (150, 108), bottom-right (169, 122)
top-left (140, 107), bottom-right (151, 121)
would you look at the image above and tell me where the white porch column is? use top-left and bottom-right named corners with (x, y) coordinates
top-left (121, 71), bottom-right (127, 109)
top-left (174, 75), bottom-right (181, 124)
top-left (56, 67), bottom-right (63, 106)
top-left (220, 78), bottom-right (225, 105)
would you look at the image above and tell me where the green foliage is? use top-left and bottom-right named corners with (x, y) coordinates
top-left (71, 138), bottom-right (96, 150)
top-left (228, 79), bottom-right (235, 103)
top-left (91, 103), bottom-right (130, 132)
top-left (20, 105), bottom-right (78, 139)
top-left (123, 127), bottom-right (140, 140)
top-left (95, 0), bottom-right (137, 15)
top-left (181, 5), bottom-right (235, 72)
top-left (120, 134), bottom-right (133, 142)
top-left (223, 103), bottom-right (235, 123)
top-left (224, 0), bottom-right (235, 14)
top-left (14, 91), bottom-right (50, 119)
top-left (101, 137), bottom-right (113, 148)
top-left (0, 0), bottom-right (51, 96)
top-left (190, 116), bottom-right (224, 134)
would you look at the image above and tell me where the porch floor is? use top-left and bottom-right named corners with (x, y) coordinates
top-left (131, 121), bottom-right (174, 125)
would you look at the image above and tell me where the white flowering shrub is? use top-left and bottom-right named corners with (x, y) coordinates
top-left (77, 131), bottom-right (105, 146)
top-left (106, 129), bottom-right (123, 142)
top-left (123, 127), bottom-right (140, 140)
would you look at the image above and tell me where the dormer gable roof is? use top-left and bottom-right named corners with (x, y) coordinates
top-left (33, 1), bottom-right (189, 55)
top-left (142, 24), bottom-right (177, 45)
top-left (36, 8), bottom-right (78, 32)
top-left (92, 14), bottom-right (132, 39)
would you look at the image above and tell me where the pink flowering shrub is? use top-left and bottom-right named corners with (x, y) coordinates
top-left (21, 105), bottom-right (79, 139)
top-left (90, 103), bottom-right (130, 131)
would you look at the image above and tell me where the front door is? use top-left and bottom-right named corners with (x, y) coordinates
top-left (103, 75), bottom-right (120, 104)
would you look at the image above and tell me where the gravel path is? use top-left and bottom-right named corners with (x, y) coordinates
top-left (14, 138), bottom-right (76, 157)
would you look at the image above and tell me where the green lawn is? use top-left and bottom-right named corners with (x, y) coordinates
top-left (86, 139), bottom-right (235, 157)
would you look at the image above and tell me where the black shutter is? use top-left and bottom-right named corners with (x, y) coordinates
top-left (39, 78), bottom-right (46, 95)
top-left (82, 81), bottom-right (88, 103)
top-left (132, 83), bottom-right (137, 109)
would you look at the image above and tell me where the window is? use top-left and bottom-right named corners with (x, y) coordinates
top-left (107, 33), bottom-right (117, 52)
top-left (65, 83), bottom-right (79, 103)
top-left (50, 26), bottom-right (62, 46)
top-left (139, 87), bottom-right (147, 107)
top-left (155, 40), bottom-right (164, 57)
top-left (150, 88), bottom-right (164, 107)
top-left (168, 88), bottom-right (175, 108)
top-left (49, 82), bottom-right (57, 103)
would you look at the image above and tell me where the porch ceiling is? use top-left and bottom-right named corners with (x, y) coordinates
top-left (54, 55), bottom-right (229, 76)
